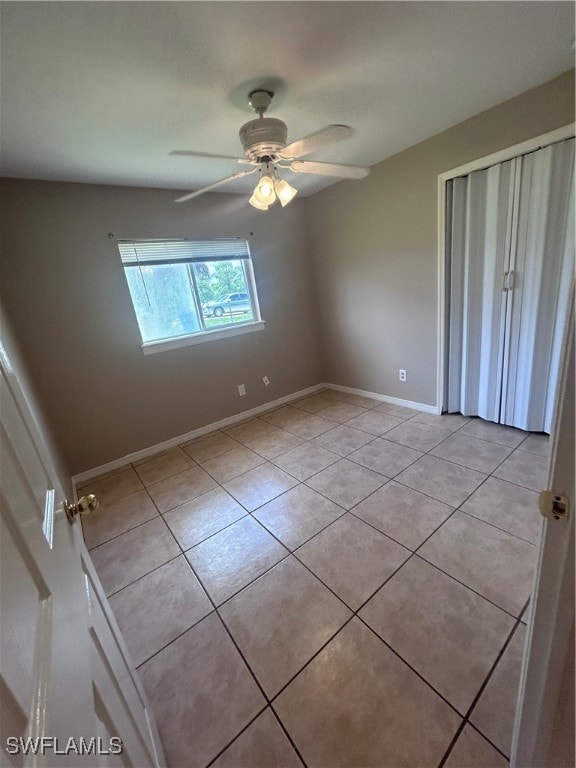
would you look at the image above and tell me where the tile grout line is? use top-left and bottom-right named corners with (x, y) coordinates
top-left (127, 499), bottom-right (312, 768)
top-left (194, 567), bottom-right (311, 768)
top-left (266, 707), bottom-right (308, 768)
top-left (436, 614), bottom-right (526, 768)
top-left (104, 552), bottom-right (182, 599)
top-left (82, 412), bottom-right (540, 611)
top-left (224, 514), bottom-right (498, 732)
top-left (152, 484), bottom-right (467, 763)
top-left (99, 436), bottom-right (529, 711)
top-left (457, 507), bottom-right (540, 546)
top-left (80, 408), bottom-right (543, 767)
top-left (412, 552), bottom-right (523, 621)
top-left (86, 415), bottom-right (538, 615)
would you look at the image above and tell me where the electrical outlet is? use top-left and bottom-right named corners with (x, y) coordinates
top-left (399, 369), bottom-right (407, 382)
top-left (262, 376), bottom-right (270, 386)
top-left (238, 384), bottom-right (246, 396)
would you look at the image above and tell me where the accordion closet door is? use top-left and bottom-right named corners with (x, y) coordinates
top-left (446, 138), bottom-right (574, 433)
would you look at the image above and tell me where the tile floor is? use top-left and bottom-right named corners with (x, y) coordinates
top-left (79, 388), bottom-right (547, 768)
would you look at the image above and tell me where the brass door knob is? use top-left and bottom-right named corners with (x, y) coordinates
top-left (64, 494), bottom-right (100, 524)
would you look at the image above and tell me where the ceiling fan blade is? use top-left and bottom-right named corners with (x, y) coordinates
top-left (290, 160), bottom-right (370, 179)
top-left (278, 125), bottom-right (353, 160)
top-left (174, 169), bottom-right (257, 203)
top-left (170, 150), bottom-right (252, 165)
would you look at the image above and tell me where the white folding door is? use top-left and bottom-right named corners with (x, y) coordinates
top-left (446, 138), bottom-right (574, 432)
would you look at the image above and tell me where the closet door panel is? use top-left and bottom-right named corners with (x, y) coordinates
top-left (447, 162), bottom-right (513, 420)
top-left (502, 140), bottom-right (575, 432)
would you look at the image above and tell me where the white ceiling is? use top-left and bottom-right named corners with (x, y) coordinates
top-left (1, 2), bottom-right (573, 198)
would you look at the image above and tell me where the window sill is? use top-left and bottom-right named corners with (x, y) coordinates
top-left (141, 320), bottom-right (266, 355)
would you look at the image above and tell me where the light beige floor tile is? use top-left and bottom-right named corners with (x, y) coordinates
top-left (77, 464), bottom-right (133, 490)
top-left (82, 488), bottom-right (158, 550)
top-left (344, 410), bottom-right (404, 436)
top-left (90, 517), bottom-right (179, 596)
top-left (163, 487), bottom-right (247, 550)
top-left (132, 447), bottom-right (178, 466)
top-left (360, 557), bottom-right (514, 713)
top-left (316, 388), bottom-right (345, 401)
top-left (146, 465), bottom-right (218, 512)
top-left (224, 418), bottom-right (279, 444)
top-left (296, 514), bottom-right (410, 610)
top-left (493, 448), bottom-right (548, 492)
top-left (305, 458), bottom-right (387, 510)
top-left (212, 708), bottom-right (303, 768)
top-left (470, 623), bottom-right (527, 758)
top-left (260, 406), bottom-right (307, 429)
top-left (431, 433), bottom-right (513, 473)
top-left (274, 618), bottom-right (460, 768)
top-left (313, 424), bottom-right (374, 456)
top-left (337, 393), bottom-right (378, 409)
top-left (411, 412), bottom-right (472, 432)
top-left (351, 481), bottom-right (453, 550)
top-left (244, 429), bottom-right (305, 459)
top-left (133, 446), bottom-right (196, 486)
top-left (200, 445), bottom-right (266, 483)
top-left (223, 463), bottom-right (298, 512)
top-left (518, 432), bottom-right (550, 456)
top-left (139, 613), bottom-right (265, 768)
top-left (395, 455), bottom-right (487, 507)
top-left (373, 402), bottom-right (421, 419)
top-left (109, 556), bottom-right (212, 666)
top-left (348, 437), bottom-right (423, 478)
top-left (254, 485), bottom-right (346, 550)
top-left (444, 725), bottom-right (508, 768)
top-left (271, 441), bottom-right (340, 481)
top-left (292, 394), bottom-right (334, 413)
top-left (384, 420), bottom-right (452, 451)
top-left (182, 431), bottom-right (240, 462)
top-left (322, 390), bottom-right (377, 408)
top-left (186, 516), bottom-right (288, 605)
top-left (461, 477), bottom-right (541, 544)
top-left (419, 512), bottom-right (536, 616)
top-left (78, 467), bottom-right (143, 505)
top-left (459, 419), bottom-right (528, 448)
top-left (283, 413), bottom-right (335, 439)
top-left (219, 557), bottom-right (351, 697)
top-left (315, 402), bottom-right (365, 423)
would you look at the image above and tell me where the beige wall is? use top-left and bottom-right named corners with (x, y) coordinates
top-left (1, 71), bottom-right (573, 476)
top-left (0, 308), bottom-right (72, 498)
top-left (306, 70), bottom-right (575, 406)
top-left (0, 181), bottom-right (322, 475)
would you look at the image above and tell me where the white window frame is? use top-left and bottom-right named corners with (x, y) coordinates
top-left (118, 238), bottom-right (265, 354)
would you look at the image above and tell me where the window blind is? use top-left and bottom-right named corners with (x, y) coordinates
top-left (118, 238), bottom-right (250, 265)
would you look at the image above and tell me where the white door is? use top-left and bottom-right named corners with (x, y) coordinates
top-left (0, 319), bottom-right (165, 767)
top-left (511, 292), bottom-right (575, 767)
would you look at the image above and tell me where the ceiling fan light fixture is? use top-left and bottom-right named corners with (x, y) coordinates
top-left (172, 90), bottom-right (369, 207)
top-left (274, 178), bottom-right (297, 207)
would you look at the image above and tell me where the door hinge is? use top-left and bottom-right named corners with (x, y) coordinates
top-left (538, 491), bottom-right (570, 523)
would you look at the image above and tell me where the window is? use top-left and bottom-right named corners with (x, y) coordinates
top-left (118, 239), bottom-right (264, 353)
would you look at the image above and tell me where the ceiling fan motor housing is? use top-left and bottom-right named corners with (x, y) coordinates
top-left (239, 118), bottom-right (288, 162)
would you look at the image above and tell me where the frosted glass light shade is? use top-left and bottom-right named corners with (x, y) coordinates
top-left (249, 194), bottom-right (268, 210)
top-left (254, 175), bottom-right (276, 205)
top-left (275, 178), bottom-right (297, 207)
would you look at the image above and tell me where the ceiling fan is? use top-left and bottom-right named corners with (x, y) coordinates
top-left (171, 89), bottom-right (370, 209)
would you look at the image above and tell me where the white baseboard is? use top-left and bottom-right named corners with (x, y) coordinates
top-left (73, 383), bottom-right (325, 486)
top-left (74, 381), bottom-right (439, 487)
top-left (324, 382), bottom-right (440, 415)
